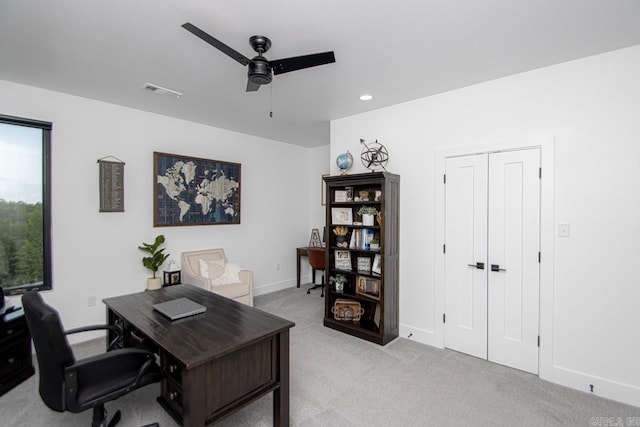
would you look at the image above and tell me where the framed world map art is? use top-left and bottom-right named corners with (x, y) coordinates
top-left (154, 152), bottom-right (241, 226)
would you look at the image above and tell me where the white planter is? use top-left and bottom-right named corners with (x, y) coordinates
top-left (362, 214), bottom-right (375, 226)
top-left (146, 277), bottom-right (162, 290)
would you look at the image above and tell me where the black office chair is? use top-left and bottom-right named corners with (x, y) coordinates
top-left (306, 247), bottom-right (326, 297)
top-left (22, 291), bottom-right (161, 427)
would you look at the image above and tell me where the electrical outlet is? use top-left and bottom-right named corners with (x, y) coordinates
top-left (275, 263), bottom-right (281, 271)
top-left (88, 295), bottom-right (96, 307)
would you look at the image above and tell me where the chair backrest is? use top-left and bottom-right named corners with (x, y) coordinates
top-left (22, 291), bottom-right (75, 412)
top-left (181, 248), bottom-right (228, 276)
top-left (307, 248), bottom-right (326, 270)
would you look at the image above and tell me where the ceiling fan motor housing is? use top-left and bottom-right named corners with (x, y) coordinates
top-left (248, 57), bottom-right (273, 85)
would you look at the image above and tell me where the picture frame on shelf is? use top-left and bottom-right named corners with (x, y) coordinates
top-left (331, 207), bottom-right (353, 225)
top-left (357, 256), bottom-right (371, 273)
top-left (356, 275), bottom-right (381, 300)
top-left (372, 254), bottom-right (382, 275)
top-left (334, 250), bottom-right (352, 270)
top-left (334, 190), bottom-right (348, 203)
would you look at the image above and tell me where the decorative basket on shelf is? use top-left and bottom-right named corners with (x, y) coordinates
top-left (332, 299), bottom-right (364, 321)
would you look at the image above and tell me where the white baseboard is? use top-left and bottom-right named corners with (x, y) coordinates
top-left (253, 278), bottom-right (299, 296)
top-left (400, 322), bottom-right (640, 408)
top-left (399, 323), bottom-right (442, 348)
top-left (550, 364), bottom-right (640, 408)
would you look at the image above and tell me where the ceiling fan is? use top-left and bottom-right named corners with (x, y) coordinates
top-left (182, 23), bottom-right (336, 92)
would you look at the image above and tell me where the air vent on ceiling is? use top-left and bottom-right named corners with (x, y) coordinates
top-left (141, 83), bottom-right (183, 98)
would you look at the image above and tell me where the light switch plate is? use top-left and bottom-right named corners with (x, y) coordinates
top-left (558, 223), bottom-right (570, 237)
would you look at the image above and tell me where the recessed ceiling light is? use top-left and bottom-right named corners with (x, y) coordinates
top-left (359, 94), bottom-right (373, 101)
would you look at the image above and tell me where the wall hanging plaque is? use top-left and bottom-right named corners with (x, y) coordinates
top-left (98, 156), bottom-right (125, 212)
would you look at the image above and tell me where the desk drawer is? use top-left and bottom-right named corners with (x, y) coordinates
top-left (161, 379), bottom-right (183, 414)
top-left (0, 321), bottom-right (26, 342)
top-left (161, 352), bottom-right (183, 383)
top-left (0, 341), bottom-right (26, 378)
top-left (124, 326), bottom-right (157, 353)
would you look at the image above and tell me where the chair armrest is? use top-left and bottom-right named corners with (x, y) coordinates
top-left (65, 324), bottom-right (122, 351)
top-left (182, 269), bottom-right (213, 290)
top-left (238, 269), bottom-right (253, 285)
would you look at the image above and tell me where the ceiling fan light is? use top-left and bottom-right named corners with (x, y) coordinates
top-left (359, 94), bottom-right (373, 101)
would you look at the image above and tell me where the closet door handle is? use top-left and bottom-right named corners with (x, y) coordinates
top-left (467, 262), bottom-right (485, 270)
top-left (491, 264), bottom-right (506, 272)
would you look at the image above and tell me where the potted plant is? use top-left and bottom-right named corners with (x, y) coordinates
top-left (369, 239), bottom-right (380, 250)
top-left (329, 274), bottom-right (348, 292)
top-left (358, 206), bottom-right (379, 226)
top-left (138, 235), bottom-right (170, 290)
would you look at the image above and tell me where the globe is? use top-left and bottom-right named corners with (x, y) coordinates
top-left (336, 151), bottom-right (353, 174)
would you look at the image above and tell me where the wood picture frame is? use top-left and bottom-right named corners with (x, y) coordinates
top-left (321, 173), bottom-right (329, 205)
top-left (334, 249), bottom-right (352, 270)
top-left (331, 207), bottom-right (353, 225)
top-left (372, 254), bottom-right (382, 275)
top-left (356, 275), bottom-right (381, 300)
top-left (154, 152), bottom-right (241, 226)
top-left (334, 190), bottom-right (348, 203)
top-left (357, 256), bottom-right (371, 273)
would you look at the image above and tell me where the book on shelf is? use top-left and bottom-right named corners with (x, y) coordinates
top-left (349, 230), bottom-right (356, 249)
top-left (348, 228), bottom-right (375, 250)
top-left (363, 229), bottom-right (374, 249)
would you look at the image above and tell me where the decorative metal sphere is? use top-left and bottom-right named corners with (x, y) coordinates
top-left (360, 139), bottom-right (388, 171)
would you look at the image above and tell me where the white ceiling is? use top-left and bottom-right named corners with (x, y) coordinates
top-left (1, 0), bottom-right (640, 147)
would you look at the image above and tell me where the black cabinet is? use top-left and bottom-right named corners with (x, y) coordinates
top-left (1, 309), bottom-right (35, 396)
top-left (323, 172), bottom-right (400, 345)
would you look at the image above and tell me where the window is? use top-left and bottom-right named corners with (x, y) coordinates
top-left (0, 114), bottom-right (52, 295)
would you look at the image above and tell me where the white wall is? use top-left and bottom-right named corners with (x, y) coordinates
top-left (330, 45), bottom-right (640, 407)
top-left (307, 145), bottom-right (330, 231)
top-left (1, 79), bottom-right (328, 340)
top-left (302, 145), bottom-right (331, 280)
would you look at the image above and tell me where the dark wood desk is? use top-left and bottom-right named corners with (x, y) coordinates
top-left (0, 309), bottom-right (34, 396)
top-left (296, 247), bottom-right (318, 288)
top-left (103, 285), bottom-right (295, 426)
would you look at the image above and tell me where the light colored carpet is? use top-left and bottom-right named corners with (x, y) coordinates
top-left (1, 285), bottom-right (637, 426)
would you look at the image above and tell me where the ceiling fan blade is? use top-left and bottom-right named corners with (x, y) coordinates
top-left (270, 51), bottom-right (335, 75)
top-left (246, 80), bottom-right (261, 92)
top-left (182, 23), bottom-right (250, 66)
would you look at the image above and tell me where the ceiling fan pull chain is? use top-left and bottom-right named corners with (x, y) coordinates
top-left (270, 82), bottom-right (274, 118)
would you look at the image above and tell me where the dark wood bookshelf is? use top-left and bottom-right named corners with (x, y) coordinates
top-left (323, 172), bottom-right (400, 345)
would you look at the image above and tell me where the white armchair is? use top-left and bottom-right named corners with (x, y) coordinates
top-left (181, 249), bottom-right (254, 306)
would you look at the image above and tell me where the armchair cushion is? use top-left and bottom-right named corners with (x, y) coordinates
top-left (198, 258), bottom-right (225, 279)
top-left (211, 262), bottom-right (242, 284)
top-left (181, 248), bottom-right (254, 306)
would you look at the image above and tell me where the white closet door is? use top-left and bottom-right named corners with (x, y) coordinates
top-left (444, 155), bottom-right (488, 359)
top-left (444, 148), bottom-right (541, 374)
top-left (487, 148), bottom-right (540, 374)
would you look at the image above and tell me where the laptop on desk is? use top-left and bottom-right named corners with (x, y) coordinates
top-left (152, 297), bottom-right (206, 320)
